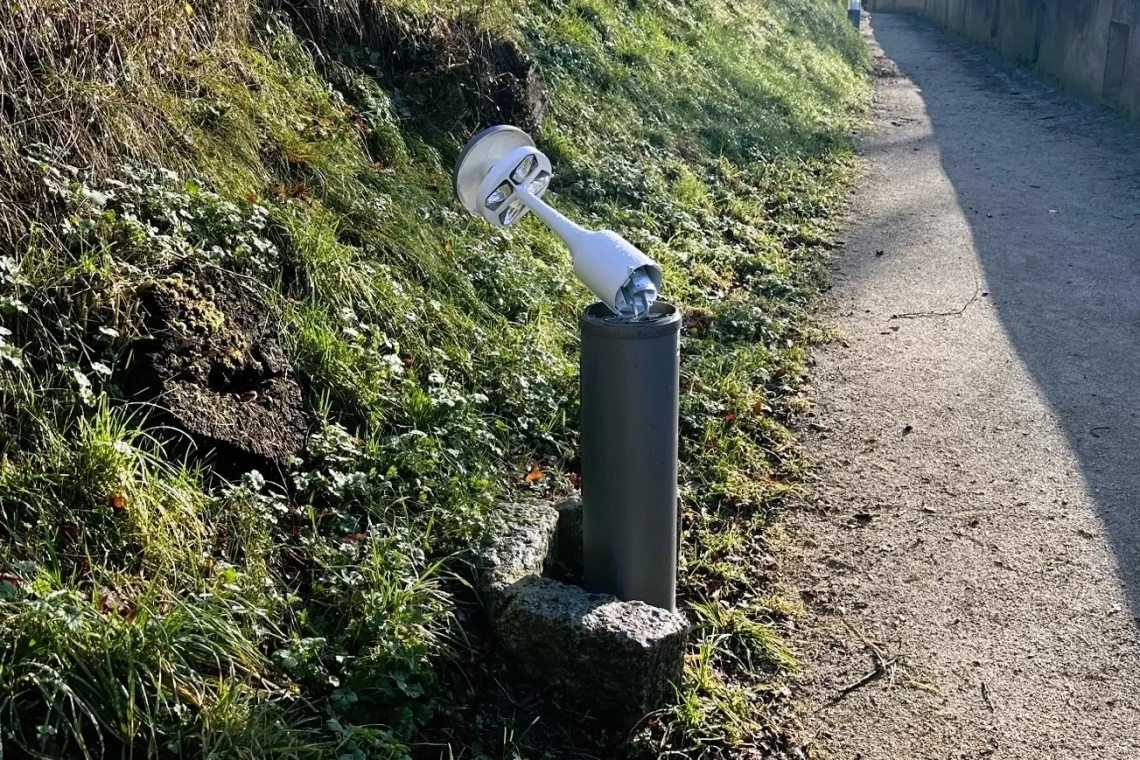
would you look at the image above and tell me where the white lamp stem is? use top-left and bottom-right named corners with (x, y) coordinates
top-left (516, 188), bottom-right (661, 316)
top-left (516, 189), bottom-right (590, 249)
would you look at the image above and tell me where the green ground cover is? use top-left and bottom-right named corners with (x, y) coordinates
top-left (0, 0), bottom-right (867, 756)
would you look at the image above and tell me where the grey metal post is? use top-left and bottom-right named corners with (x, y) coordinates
top-left (580, 302), bottom-right (681, 612)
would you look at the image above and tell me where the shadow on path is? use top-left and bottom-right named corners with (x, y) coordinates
top-left (874, 12), bottom-right (1140, 611)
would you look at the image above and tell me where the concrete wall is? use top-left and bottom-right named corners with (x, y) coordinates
top-left (867, 0), bottom-right (1140, 119)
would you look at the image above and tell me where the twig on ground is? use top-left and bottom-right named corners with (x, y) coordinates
top-left (891, 290), bottom-right (979, 320)
top-left (837, 656), bottom-right (901, 699)
top-left (890, 270), bottom-right (981, 320)
top-left (842, 618), bottom-right (889, 664)
top-left (981, 681), bottom-right (995, 712)
top-left (830, 619), bottom-right (902, 703)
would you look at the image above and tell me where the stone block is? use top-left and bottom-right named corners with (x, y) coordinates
top-left (553, 496), bottom-right (583, 578)
top-left (497, 575), bottom-right (688, 725)
top-left (467, 502), bottom-right (559, 613)
top-left (469, 499), bottom-right (689, 726)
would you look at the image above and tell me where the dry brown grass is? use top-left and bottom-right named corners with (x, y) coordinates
top-left (0, 0), bottom-right (538, 251)
top-left (0, 0), bottom-right (253, 247)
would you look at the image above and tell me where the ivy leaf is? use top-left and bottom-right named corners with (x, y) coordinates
top-left (60, 363), bottom-right (96, 405)
top-left (0, 343), bottom-right (22, 368)
top-left (0, 296), bottom-right (26, 314)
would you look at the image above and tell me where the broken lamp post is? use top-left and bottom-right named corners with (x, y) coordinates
top-left (454, 125), bottom-right (681, 612)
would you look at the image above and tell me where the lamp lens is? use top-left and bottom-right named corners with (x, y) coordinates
top-left (500, 199), bottom-right (526, 225)
top-left (486, 183), bottom-right (512, 210)
top-left (528, 171), bottom-right (551, 197)
top-left (511, 154), bottom-right (537, 184)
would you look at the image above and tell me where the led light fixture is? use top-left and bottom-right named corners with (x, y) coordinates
top-left (457, 126), bottom-right (682, 613)
top-left (453, 125), bottom-right (663, 319)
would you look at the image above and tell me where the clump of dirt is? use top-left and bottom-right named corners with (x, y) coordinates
top-left (284, 1), bottom-right (547, 136)
top-left (873, 55), bottom-right (901, 78)
top-left (126, 263), bottom-right (307, 477)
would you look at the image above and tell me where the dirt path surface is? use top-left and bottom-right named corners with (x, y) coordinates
top-left (790, 13), bottom-right (1140, 759)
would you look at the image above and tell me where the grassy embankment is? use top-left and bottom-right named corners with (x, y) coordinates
top-left (0, 0), bottom-right (866, 756)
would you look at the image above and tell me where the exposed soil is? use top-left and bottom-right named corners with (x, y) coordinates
top-left (126, 262), bottom-right (307, 478)
top-left (285, 1), bottom-right (547, 136)
top-left (789, 13), bottom-right (1140, 759)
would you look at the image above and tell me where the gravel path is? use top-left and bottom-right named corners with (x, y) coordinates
top-left (790, 13), bottom-right (1140, 759)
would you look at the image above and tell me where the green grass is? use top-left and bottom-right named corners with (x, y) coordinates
top-left (0, 0), bottom-right (868, 756)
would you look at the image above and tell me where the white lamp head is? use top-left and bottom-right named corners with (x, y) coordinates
top-left (453, 125), bottom-right (663, 319)
top-left (454, 126), bottom-right (553, 227)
